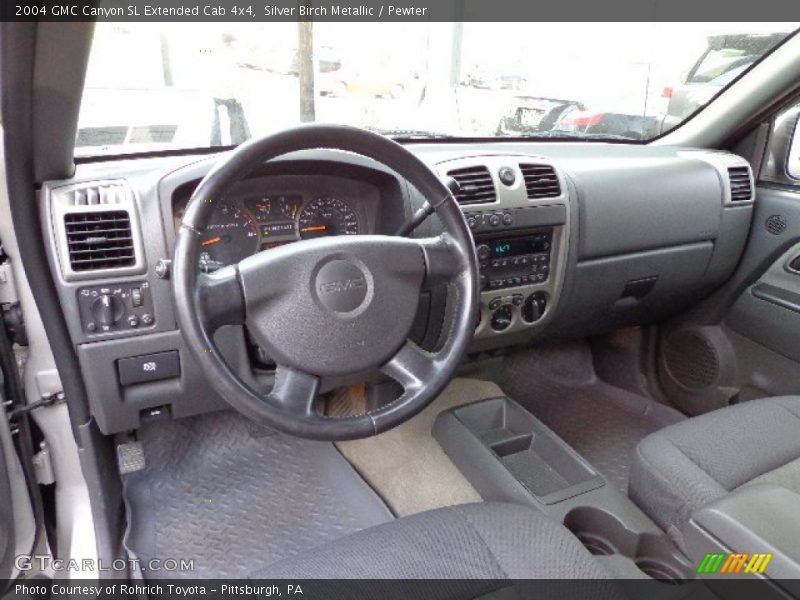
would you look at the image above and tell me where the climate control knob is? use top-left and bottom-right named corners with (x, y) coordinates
top-left (490, 304), bottom-right (513, 332)
top-left (91, 294), bottom-right (125, 327)
top-left (522, 292), bottom-right (547, 323)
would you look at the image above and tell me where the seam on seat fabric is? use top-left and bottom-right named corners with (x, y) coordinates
top-left (454, 505), bottom-right (510, 580)
top-left (776, 398), bottom-right (800, 421)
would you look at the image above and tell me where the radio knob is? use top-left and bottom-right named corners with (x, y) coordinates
top-left (91, 294), bottom-right (125, 327)
top-left (476, 244), bottom-right (491, 261)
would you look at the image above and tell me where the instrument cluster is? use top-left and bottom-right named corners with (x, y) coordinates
top-left (174, 192), bottom-right (363, 270)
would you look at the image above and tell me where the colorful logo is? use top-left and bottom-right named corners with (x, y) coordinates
top-left (696, 552), bottom-right (772, 575)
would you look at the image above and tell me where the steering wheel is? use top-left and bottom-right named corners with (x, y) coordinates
top-left (173, 124), bottom-right (478, 440)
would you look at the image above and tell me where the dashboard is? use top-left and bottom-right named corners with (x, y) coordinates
top-left (40, 143), bottom-right (756, 434)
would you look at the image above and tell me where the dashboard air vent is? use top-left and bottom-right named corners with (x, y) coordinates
top-left (69, 182), bottom-right (128, 206)
top-left (520, 164), bottom-right (561, 199)
top-left (446, 166), bottom-right (496, 204)
top-left (64, 211), bottom-right (136, 272)
top-left (727, 166), bottom-right (752, 202)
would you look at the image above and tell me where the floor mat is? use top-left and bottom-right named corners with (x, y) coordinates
top-left (122, 411), bottom-right (393, 579)
top-left (337, 378), bottom-right (503, 516)
top-left (499, 343), bottom-right (685, 494)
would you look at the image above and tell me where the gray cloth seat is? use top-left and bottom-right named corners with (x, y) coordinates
top-left (260, 502), bottom-right (614, 584)
top-left (629, 396), bottom-right (800, 547)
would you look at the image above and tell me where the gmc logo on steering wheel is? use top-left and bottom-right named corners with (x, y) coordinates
top-left (318, 277), bottom-right (366, 294)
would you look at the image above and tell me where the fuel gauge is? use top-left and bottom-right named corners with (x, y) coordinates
top-left (244, 196), bottom-right (271, 222)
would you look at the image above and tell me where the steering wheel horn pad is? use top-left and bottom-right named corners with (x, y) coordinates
top-left (173, 124), bottom-right (478, 440)
top-left (238, 235), bottom-right (426, 377)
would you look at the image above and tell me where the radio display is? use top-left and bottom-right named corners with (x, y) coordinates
top-left (489, 234), bottom-right (551, 258)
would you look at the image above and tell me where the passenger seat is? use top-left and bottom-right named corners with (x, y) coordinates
top-left (630, 396), bottom-right (800, 551)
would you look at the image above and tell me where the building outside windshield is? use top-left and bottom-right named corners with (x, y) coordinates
top-left (76, 22), bottom-right (797, 155)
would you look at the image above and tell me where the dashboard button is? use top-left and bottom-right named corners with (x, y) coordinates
top-left (502, 212), bottom-right (514, 226)
top-left (118, 351), bottom-right (180, 386)
top-left (498, 167), bottom-right (516, 186)
top-left (488, 213), bottom-right (502, 227)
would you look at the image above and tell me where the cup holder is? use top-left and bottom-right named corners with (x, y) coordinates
top-left (564, 506), bottom-right (693, 583)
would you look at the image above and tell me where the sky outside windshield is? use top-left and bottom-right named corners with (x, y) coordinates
top-left (76, 22), bottom-right (797, 154)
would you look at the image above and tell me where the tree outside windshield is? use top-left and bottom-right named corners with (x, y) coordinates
top-left (76, 22), bottom-right (797, 155)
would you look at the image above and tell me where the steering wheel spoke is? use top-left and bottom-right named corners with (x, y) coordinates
top-left (380, 340), bottom-right (437, 393)
top-left (266, 365), bottom-right (321, 417)
top-left (196, 265), bottom-right (245, 330)
top-left (418, 234), bottom-right (467, 288)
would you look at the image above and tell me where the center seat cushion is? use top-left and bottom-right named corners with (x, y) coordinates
top-left (629, 396), bottom-right (800, 545)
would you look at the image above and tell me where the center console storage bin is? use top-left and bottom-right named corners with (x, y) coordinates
top-left (434, 397), bottom-right (604, 505)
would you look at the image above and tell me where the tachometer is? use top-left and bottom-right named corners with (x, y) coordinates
top-left (298, 196), bottom-right (359, 239)
top-left (198, 203), bottom-right (259, 267)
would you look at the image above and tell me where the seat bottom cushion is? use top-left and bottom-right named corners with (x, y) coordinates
top-left (258, 502), bottom-right (611, 581)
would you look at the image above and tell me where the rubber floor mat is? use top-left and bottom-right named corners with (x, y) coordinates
top-left (499, 344), bottom-right (684, 494)
top-left (122, 411), bottom-right (393, 579)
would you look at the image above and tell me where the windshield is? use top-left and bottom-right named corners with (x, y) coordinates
top-left (76, 22), bottom-right (797, 156)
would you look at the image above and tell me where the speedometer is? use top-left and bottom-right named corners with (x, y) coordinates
top-left (298, 197), bottom-right (359, 240)
top-left (198, 203), bottom-right (259, 267)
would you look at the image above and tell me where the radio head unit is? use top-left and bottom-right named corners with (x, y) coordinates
top-left (477, 230), bottom-right (553, 291)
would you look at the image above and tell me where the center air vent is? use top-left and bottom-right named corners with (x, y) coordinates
top-left (64, 211), bottom-right (136, 272)
top-left (520, 164), bottom-right (561, 199)
top-left (727, 166), bottom-right (752, 202)
top-left (447, 166), bottom-right (496, 204)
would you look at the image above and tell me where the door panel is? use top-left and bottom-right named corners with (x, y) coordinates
top-left (658, 185), bottom-right (800, 414)
top-left (727, 238), bottom-right (800, 365)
